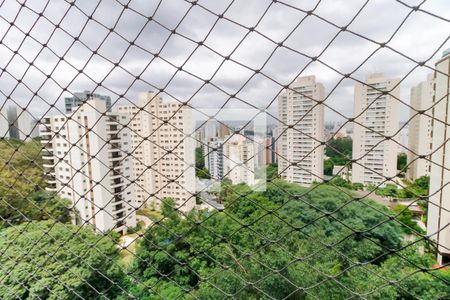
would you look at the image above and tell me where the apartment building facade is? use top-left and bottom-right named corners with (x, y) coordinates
top-left (223, 134), bottom-right (257, 186)
top-left (204, 137), bottom-right (225, 180)
top-left (40, 99), bottom-right (136, 233)
top-left (428, 49), bottom-right (450, 265)
top-left (65, 90), bottom-right (112, 113)
top-left (119, 92), bottom-right (196, 212)
top-left (277, 75), bottom-right (325, 186)
top-left (352, 73), bottom-right (400, 185)
top-left (407, 74), bottom-right (434, 181)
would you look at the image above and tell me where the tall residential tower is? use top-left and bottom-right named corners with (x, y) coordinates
top-left (407, 74), bottom-right (434, 181)
top-left (40, 99), bottom-right (136, 233)
top-left (119, 92), bottom-right (196, 211)
top-left (428, 49), bottom-right (450, 265)
top-left (277, 75), bottom-right (324, 186)
top-left (352, 73), bottom-right (400, 185)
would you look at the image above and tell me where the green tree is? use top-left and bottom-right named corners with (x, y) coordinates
top-left (255, 163), bottom-right (278, 181)
top-left (197, 167), bottom-right (211, 179)
top-left (392, 204), bottom-right (424, 234)
top-left (195, 147), bottom-right (205, 170)
top-left (325, 137), bottom-right (352, 165)
top-left (397, 153), bottom-right (407, 172)
top-left (0, 221), bottom-right (126, 299)
top-left (128, 180), bottom-right (439, 299)
top-left (324, 158), bottom-right (334, 176)
top-left (0, 140), bottom-right (71, 226)
top-left (376, 183), bottom-right (399, 198)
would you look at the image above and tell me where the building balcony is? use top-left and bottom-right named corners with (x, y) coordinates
top-left (110, 171), bottom-right (123, 179)
top-left (108, 134), bottom-right (120, 142)
top-left (113, 206), bottom-right (126, 214)
top-left (109, 155), bottom-right (123, 161)
top-left (43, 161), bottom-right (55, 168)
top-left (111, 179), bottom-right (124, 188)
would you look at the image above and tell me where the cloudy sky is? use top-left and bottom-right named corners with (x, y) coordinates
top-left (0, 0), bottom-right (449, 124)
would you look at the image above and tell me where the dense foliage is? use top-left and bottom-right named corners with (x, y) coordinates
top-left (195, 147), bottom-right (211, 179)
top-left (324, 158), bottom-right (334, 176)
top-left (330, 175), bottom-right (364, 191)
top-left (255, 163), bottom-right (278, 181)
top-left (126, 180), bottom-right (450, 299)
top-left (392, 204), bottom-right (424, 234)
top-left (397, 153), bottom-right (407, 173)
top-left (195, 146), bottom-right (205, 170)
top-left (325, 137), bottom-right (352, 165)
top-left (375, 176), bottom-right (430, 199)
top-left (0, 138), bottom-right (446, 299)
top-left (0, 221), bottom-right (126, 299)
top-left (0, 139), bottom-right (71, 226)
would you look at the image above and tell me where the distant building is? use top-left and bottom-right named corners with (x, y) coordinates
top-left (204, 138), bottom-right (225, 180)
top-left (0, 104), bottom-right (9, 138)
top-left (204, 119), bottom-right (218, 141)
top-left (254, 135), bottom-right (275, 166)
top-left (428, 49), bottom-right (450, 265)
top-left (223, 134), bottom-right (258, 186)
top-left (119, 92), bottom-right (196, 212)
top-left (352, 73), bottom-right (400, 186)
top-left (218, 123), bottom-right (231, 138)
top-left (64, 91), bottom-right (111, 114)
top-left (277, 75), bottom-right (325, 186)
top-left (7, 105), bottom-right (39, 141)
top-left (40, 99), bottom-right (136, 234)
top-left (194, 127), bottom-right (205, 147)
top-left (407, 74), bottom-right (434, 181)
top-left (397, 122), bottom-right (409, 154)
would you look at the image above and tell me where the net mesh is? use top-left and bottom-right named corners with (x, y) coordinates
top-left (0, 0), bottom-right (449, 299)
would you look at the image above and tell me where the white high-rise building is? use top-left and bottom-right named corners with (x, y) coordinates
top-left (119, 92), bottom-right (196, 212)
top-left (407, 74), bottom-right (434, 181)
top-left (223, 134), bottom-right (257, 186)
top-left (277, 75), bottom-right (324, 186)
top-left (40, 99), bottom-right (136, 234)
top-left (428, 49), bottom-right (450, 265)
top-left (204, 138), bottom-right (225, 180)
top-left (352, 73), bottom-right (400, 185)
top-left (64, 91), bottom-right (111, 114)
top-left (117, 104), bottom-right (145, 206)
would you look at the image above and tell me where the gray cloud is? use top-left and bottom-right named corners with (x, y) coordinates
top-left (0, 0), bottom-right (449, 124)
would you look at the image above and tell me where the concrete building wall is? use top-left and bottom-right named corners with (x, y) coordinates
top-left (277, 75), bottom-right (324, 186)
top-left (223, 134), bottom-right (257, 186)
top-left (119, 92), bottom-right (196, 212)
top-left (40, 99), bottom-right (136, 234)
top-left (352, 73), bottom-right (400, 186)
top-left (65, 91), bottom-right (111, 114)
top-left (428, 50), bottom-right (450, 265)
top-left (407, 74), bottom-right (434, 181)
top-left (205, 138), bottom-right (224, 180)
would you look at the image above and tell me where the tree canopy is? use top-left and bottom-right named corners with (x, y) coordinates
top-left (126, 179), bottom-right (450, 299)
top-left (0, 140), bottom-right (71, 227)
top-left (397, 153), bottom-right (407, 173)
top-left (325, 137), bottom-right (352, 165)
top-left (0, 221), bottom-right (126, 299)
top-left (0, 138), bottom-right (447, 299)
